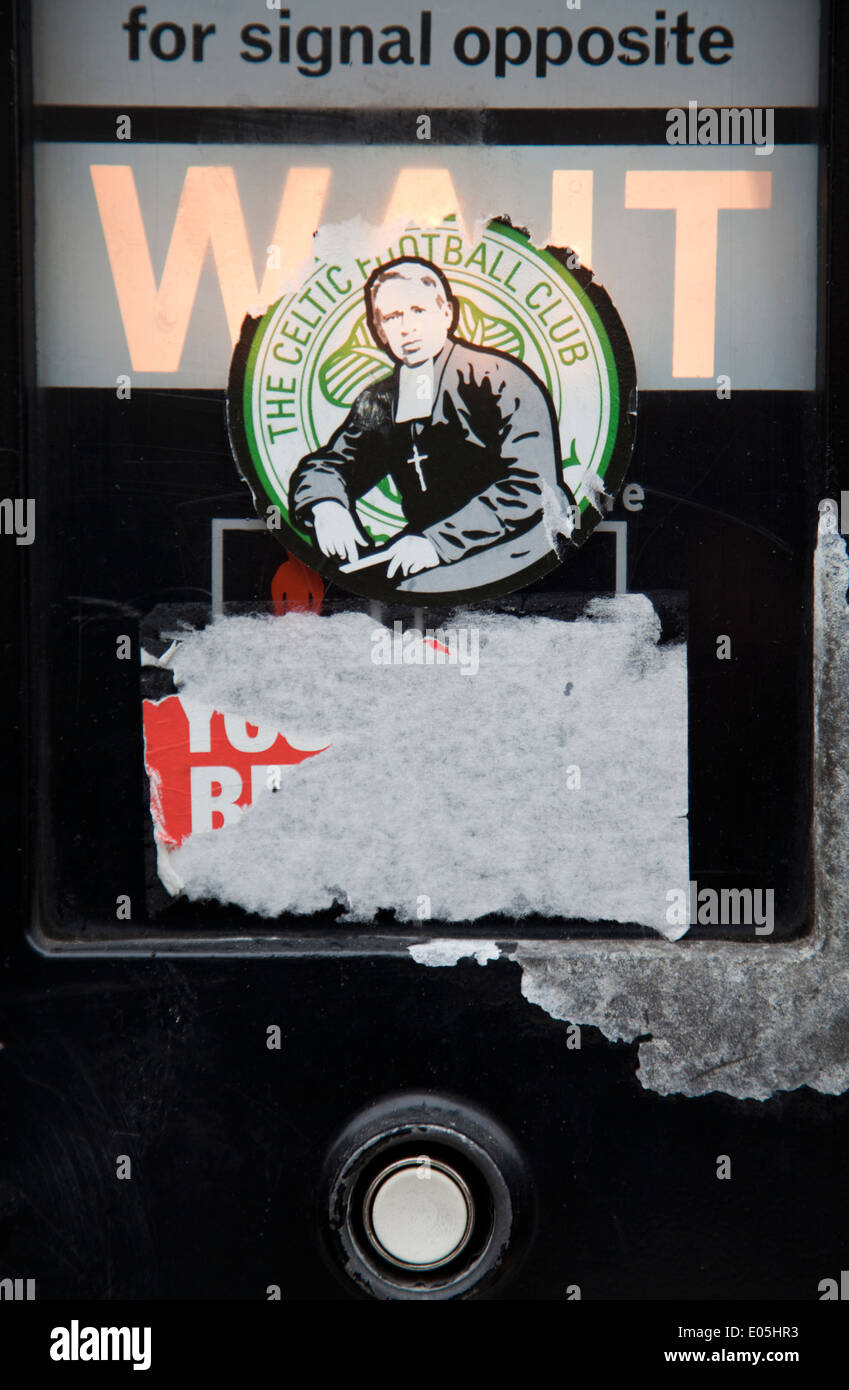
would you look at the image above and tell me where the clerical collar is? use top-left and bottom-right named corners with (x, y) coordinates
top-left (395, 359), bottom-right (433, 423)
top-left (394, 342), bottom-right (452, 423)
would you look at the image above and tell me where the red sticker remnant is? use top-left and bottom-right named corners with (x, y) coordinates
top-left (142, 696), bottom-right (326, 849)
top-left (270, 554), bottom-right (325, 615)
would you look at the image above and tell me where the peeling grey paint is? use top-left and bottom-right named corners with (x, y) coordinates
top-left (412, 505), bottom-right (849, 1101)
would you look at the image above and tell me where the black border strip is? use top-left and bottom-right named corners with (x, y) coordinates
top-left (31, 104), bottom-right (824, 146)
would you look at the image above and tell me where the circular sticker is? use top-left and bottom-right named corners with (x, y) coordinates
top-left (228, 217), bottom-right (636, 605)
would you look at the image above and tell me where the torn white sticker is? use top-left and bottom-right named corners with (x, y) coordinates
top-left (152, 602), bottom-right (688, 935)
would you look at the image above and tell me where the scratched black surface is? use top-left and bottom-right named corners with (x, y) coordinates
top-left (4, 379), bottom-right (843, 1300)
top-left (1, 950), bottom-right (849, 1300)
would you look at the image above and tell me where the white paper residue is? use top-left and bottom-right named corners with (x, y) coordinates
top-left (160, 601), bottom-right (688, 936)
top-left (409, 941), bottom-right (502, 967)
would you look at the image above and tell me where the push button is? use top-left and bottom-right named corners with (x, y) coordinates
top-left (363, 1157), bottom-right (474, 1270)
top-left (322, 1092), bottom-right (532, 1298)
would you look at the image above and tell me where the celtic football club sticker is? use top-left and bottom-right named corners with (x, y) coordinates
top-left (227, 217), bottom-right (636, 604)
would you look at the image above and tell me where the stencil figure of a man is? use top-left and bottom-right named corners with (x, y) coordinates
top-left (289, 255), bottom-right (575, 594)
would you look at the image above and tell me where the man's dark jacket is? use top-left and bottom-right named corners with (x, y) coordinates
top-left (288, 337), bottom-right (570, 565)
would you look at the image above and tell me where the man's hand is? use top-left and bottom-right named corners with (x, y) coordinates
top-left (385, 534), bottom-right (441, 579)
top-left (312, 501), bottom-right (368, 564)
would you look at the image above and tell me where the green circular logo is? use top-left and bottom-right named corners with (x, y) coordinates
top-left (228, 217), bottom-right (636, 604)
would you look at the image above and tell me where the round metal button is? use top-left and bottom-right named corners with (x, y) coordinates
top-left (363, 1157), bottom-right (474, 1271)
